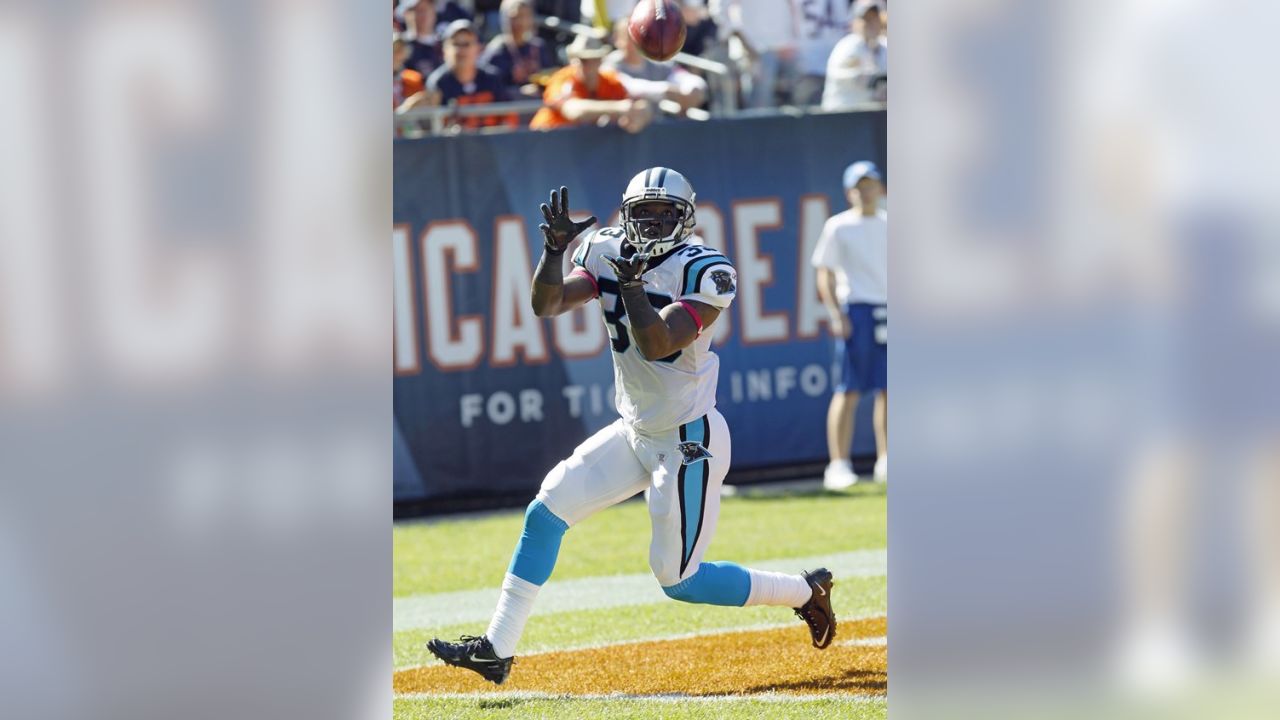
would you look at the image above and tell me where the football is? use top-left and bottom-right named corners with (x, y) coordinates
top-left (627, 0), bottom-right (686, 63)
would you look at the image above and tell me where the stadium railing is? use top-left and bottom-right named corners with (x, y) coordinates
top-left (396, 99), bottom-right (547, 137)
top-left (394, 100), bottom-right (886, 138)
top-left (395, 97), bottom-right (713, 137)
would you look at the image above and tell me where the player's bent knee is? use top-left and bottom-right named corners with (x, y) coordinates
top-left (648, 542), bottom-right (682, 587)
top-left (650, 563), bottom-right (680, 590)
top-left (536, 460), bottom-right (569, 499)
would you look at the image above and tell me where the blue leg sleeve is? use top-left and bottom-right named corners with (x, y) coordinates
top-left (661, 561), bottom-right (751, 607)
top-left (507, 499), bottom-right (569, 586)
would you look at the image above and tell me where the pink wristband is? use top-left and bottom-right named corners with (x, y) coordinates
top-left (676, 300), bottom-right (703, 335)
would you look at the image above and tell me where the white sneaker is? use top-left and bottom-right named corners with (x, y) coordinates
top-left (823, 461), bottom-right (856, 491)
top-left (873, 455), bottom-right (887, 483)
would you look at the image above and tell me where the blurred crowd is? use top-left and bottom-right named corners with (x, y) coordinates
top-left (393, 0), bottom-right (889, 134)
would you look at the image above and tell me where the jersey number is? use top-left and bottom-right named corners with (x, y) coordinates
top-left (677, 244), bottom-right (715, 258)
top-left (872, 306), bottom-right (887, 345)
top-left (597, 277), bottom-right (681, 363)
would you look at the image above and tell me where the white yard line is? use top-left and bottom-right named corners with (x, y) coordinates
top-left (397, 690), bottom-right (887, 703)
top-left (394, 549), bottom-right (886, 631)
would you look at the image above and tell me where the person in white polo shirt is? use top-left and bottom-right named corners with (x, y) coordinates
top-left (811, 160), bottom-right (887, 489)
top-left (822, 0), bottom-right (887, 110)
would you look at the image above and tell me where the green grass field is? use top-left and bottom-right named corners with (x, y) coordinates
top-left (393, 482), bottom-right (886, 719)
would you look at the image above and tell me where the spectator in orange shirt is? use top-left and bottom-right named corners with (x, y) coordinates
top-left (530, 34), bottom-right (653, 133)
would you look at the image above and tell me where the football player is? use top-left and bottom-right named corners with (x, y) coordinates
top-left (427, 168), bottom-right (837, 684)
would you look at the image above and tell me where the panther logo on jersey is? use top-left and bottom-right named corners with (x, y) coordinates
top-left (710, 269), bottom-right (735, 295)
top-left (678, 441), bottom-right (713, 465)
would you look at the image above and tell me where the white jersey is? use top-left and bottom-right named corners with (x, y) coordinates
top-left (811, 209), bottom-right (888, 305)
top-left (571, 227), bottom-right (737, 435)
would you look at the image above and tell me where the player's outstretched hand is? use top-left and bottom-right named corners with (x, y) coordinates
top-left (603, 252), bottom-right (651, 289)
top-left (539, 186), bottom-right (597, 255)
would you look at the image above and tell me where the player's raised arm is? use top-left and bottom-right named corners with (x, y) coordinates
top-left (530, 186), bottom-right (598, 318)
top-left (603, 252), bottom-right (722, 361)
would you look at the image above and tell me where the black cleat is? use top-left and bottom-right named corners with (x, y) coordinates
top-left (794, 568), bottom-right (836, 649)
top-left (426, 635), bottom-right (514, 685)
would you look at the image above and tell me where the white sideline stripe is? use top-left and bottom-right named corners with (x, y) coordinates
top-left (398, 613), bottom-right (887, 671)
top-left (394, 549), bottom-right (885, 631)
top-left (397, 691), bottom-right (887, 703)
top-left (837, 635), bottom-right (887, 648)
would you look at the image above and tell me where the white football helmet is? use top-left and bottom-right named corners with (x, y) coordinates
top-left (620, 167), bottom-right (697, 256)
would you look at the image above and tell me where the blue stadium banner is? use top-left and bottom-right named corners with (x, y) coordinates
top-left (394, 111), bottom-right (887, 505)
